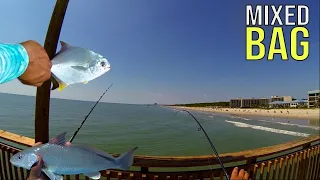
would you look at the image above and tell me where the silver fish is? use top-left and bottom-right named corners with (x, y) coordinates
top-left (10, 132), bottom-right (137, 180)
top-left (51, 41), bottom-right (111, 91)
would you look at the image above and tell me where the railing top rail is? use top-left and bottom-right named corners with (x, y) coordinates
top-left (0, 130), bottom-right (34, 146)
top-left (0, 129), bottom-right (319, 167)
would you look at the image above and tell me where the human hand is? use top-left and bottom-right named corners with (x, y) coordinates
top-left (18, 40), bottom-right (52, 87)
top-left (230, 167), bottom-right (249, 180)
top-left (27, 142), bottom-right (49, 180)
top-left (27, 141), bottom-right (72, 180)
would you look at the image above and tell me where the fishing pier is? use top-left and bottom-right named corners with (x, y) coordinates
top-left (0, 0), bottom-right (319, 179)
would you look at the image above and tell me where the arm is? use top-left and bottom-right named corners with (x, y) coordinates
top-left (0, 43), bottom-right (29, 84)
top-left (0, 40), bottom-right (51, 87)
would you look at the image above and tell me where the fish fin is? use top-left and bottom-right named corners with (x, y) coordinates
top-left (82, 81), bottom-right (88, 84)
top-left (115, 147), bottom-right (138, 170)
top-left (58, 81), bottom-right (68, 92)
top-left (83, 172), bottom-right (101, 179)
top-left (60, 41), bottom-right (72, 51)
top-left (49, 132), bottom-right (67, 146)
top-left (71, 144), bottom-right (115, 161)
top-left (51, 73), bottom-right (68, 92)
top-left (54, 41), bottom-right (72, 57)
top-left (42, 168), bottom-right (63, 180)
top-left (50, 76), bottom-right (60, 91)
top-left (71, 65), bottom-right (87, 71)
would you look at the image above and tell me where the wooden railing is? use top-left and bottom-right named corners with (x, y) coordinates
top-left (0, 130), bottom-right (319, 180)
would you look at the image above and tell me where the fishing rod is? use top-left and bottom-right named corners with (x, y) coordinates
top-left (174, 109), bottom-right (230, 180)
top-left (69, 84), bottom-right (113, 142)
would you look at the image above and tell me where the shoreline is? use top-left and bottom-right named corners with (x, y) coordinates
top-left (167, 106), bottom-right (320, 121)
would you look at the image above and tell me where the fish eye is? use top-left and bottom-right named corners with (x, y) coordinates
top-left (18, 154), bottom-right (23, 160)
top-left (100, 61), bottom-right (106, 67)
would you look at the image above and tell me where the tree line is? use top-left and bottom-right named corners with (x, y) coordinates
top-left (170, 102), bottom-right (230, 107)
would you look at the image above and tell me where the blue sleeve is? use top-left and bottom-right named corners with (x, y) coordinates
top-left (0, 43), bottom-right (29, 84)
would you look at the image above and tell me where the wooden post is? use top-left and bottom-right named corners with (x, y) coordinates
top-left (34, 0), bottom-right (69, 143)
top-left (141, 167), bottom-right (149, 173)
top-left (246, 157), bottom-right (257, 180)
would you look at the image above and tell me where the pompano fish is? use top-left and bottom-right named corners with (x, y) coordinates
top-left (50, 41), bottom-right (111, 91)
top-left (10, 132), bottom-right (137, 180)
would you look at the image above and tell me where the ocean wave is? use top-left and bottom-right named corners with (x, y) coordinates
top-left (257, 119), bottom-right (320, 130)
top-left (228, 115), bottom-right (319, 130)
top-left (225, 120), bottom-right (310, 137)
top-left (239, 117), bottom-right (251, 120)
top-left (228, 115), bottom-right (251, 120)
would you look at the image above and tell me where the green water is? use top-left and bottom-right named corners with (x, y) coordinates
top-left (0, 93), bottom-right (318, 156)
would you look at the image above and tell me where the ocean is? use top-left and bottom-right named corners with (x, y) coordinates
top-left (0, 93), bottom-right (318, 156)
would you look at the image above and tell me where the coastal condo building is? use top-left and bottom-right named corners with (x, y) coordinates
top-left (230, 90), bottom-right (320, 108)
top-left (230, 96), bottom-right (293, 108)
top-left (230, 98), bottom-right (270, 108)
top-left (270, 96), bottom-right (292, 102)
top-left (308, 89), bottom-right (320, 108)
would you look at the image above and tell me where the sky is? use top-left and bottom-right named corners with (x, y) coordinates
top-left (0, 0), bottom-right (319, 104)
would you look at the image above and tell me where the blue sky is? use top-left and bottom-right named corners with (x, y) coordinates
top-left (0, 0), bottom-right (319, 104)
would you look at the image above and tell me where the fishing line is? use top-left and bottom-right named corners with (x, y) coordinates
top-left (69, 84), bottom-right (113, 142)
top-left (174, 109), bottom-right (230, 180)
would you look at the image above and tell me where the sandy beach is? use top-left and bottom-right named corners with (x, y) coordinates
top-left (169, 106), bottom-right (320, 121)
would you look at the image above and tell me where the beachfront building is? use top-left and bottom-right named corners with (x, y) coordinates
top-left (269, 100), bottom-right (308, 108)
top-left (230, 98), bottom-right (270, 108)
top-left (269, 101), bottom-right (290, 108)
top-left (308, 89), bottom-right (320, 108)
top-left (270, 96), bottom-right (283, 102)
top-left (283, 96), bottom-right (293, 101)
top-left (270, 96), bottom-right (293, 102)
top-left (230, 99), bottom-right (241, 108)
top-left (289, 100), bottom-right (308, 108)
top-left (230, 95), bottom-right (293, 108)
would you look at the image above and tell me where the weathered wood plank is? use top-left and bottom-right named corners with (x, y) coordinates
top-left (0, 130), bottom-right (34, 146)
top-left (271, 159), bottom-right (278, 180)
top-left (0, 147), bottom-right (4, 180)
top-left (1, 146), bottom-right (8, 180)
top-left (282, 156), bottom-right (289, 180)
top-left (276, 158), bottom-right (284, 180)
top-left (287, 155), bottom-right (294, 179)
top-left (259, 163), bottom-right (265, 180)
top-left (19, 167), bottom-right (25, 180)
top-left (265, 161), bottom-right (272, 180)
top-left (6, 151), bottom-right (14, 180)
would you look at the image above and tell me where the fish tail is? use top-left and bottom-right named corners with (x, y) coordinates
top-left (51, 74), bottom-right (68, 91)
top-left (115, 147), bottom-right (138, 170)
top-left (50, 75), bottom-right (60, 91)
